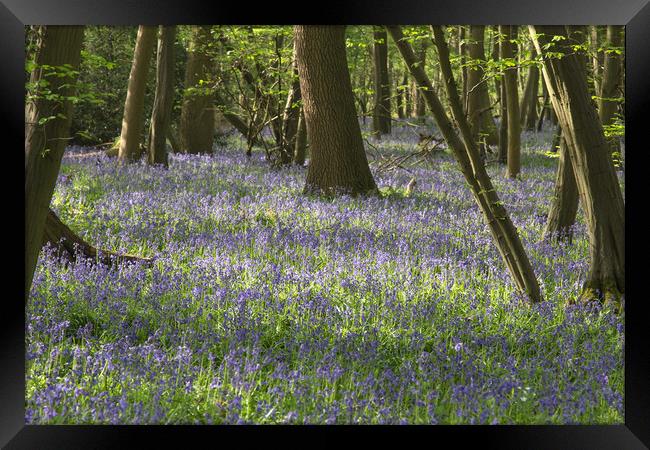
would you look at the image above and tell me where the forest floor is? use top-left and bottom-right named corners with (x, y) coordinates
top-left (26, 120), bottom-right (624, 424)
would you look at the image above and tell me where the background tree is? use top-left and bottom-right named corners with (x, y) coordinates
top-left (372, 27), bottom-right (391, 135)
top-left (294, 25), bottom-right (377, 196)
top-left (148, 26), bottom-right (176, 167)
top-left (500, 25), bottom-right (521, 178)
top-left (25, 25), bottom-right (85, 296)
top-left (118, 25), bottom-right (156, 163)
top-left (598, 25), bottom-right (624, 155)
top-left (180, 25), bottom-right (215, 154)
top-left (531, 25), bottom-right (625, 304)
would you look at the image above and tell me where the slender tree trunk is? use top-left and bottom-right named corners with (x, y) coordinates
top-left (147, 26), bottom-right (176, 167)
top-left (531, 25), bottom-right (625, 304)
top-left (413, 40), bottom-right (427, 118)
top-left (25, 25), bottom-right (85, 297)
top-left (389, 25), bottom-right (541, 302)
top-left (118, 25), bottom-right (156, 163)
top-left (459, 26), bottom-right (468, 112)
top-left (536, 82), bottom-right (549, 132)
top-left (282, 40), bottom-right (302, 164)
top-left (501, 25), bottom-right (521, 178)
top-left (543, 133), bottom-right (579, 242)
top-left (598, 25), bottom-right (623, 155)
top-left (591, 26), bottom-right (604, 96)
top-left (293, 107), bottom-right (308, 166)
top-left (498, 77), bottom-right (508, 164)
top-left (294, 26), bottom-right (378, 196)
top-left (519, 46), bottom-right (540, 131)
top-left (180, 25), bottom-right (215, 154)
top-left (372, 27), bottom-right (391, 135)
top-left (467, 25), bottom-right (499, 146)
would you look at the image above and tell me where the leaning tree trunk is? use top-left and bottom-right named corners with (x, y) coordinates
top-left (118, 25), bottom-right (156, 164)
top-left (389, 25), bottom-right (541, 302)
top-left (412, 40), bottom-right (428, 118)
top-left (148, 26), bottom-right (176, 167)
top-left (500, 25), bottom-right (521, 179)
top-left (180, 25), bottom-right (215, 154)
top-left (43, 209), bottom-right (153, 266)
top-left (294, 25), bottom-right (378, 196)
top-left (372, 27), bottom-right (391, 135)
top-left (25, 25), bottom-right (85, 297)
top-left (531, 25), bottom-right (625, 305)
top-left (467, 25), bottom-right (499, 146)
top-left (598, 25), bottom-right (623, 155)
top-left (543, 133), bottom-right (579, 243)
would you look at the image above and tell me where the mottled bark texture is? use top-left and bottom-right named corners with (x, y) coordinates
top-left (180, 26), bottom-right (215, 154)
top-left (390, 25), bottom-right (541, 302)
top-left (531, 26), bottom-right (624, 305)
top-left (148, 26), bottom-right (176, 167)
top-left (25, 26), bottom-right (85, 297)
top-left (372, 27), bottom-right (391, 135)
top-left (293, 107), bottom-right (308, 166)
top-left (118, 26), bottom-right (156, 164)
top-left (500, 25), bottom-right (521, 179)
top-left (294, 26), bottom-right (378, 196)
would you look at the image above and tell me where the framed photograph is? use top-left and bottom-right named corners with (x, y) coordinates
top-left (4, 0), bottom-right (649, 447)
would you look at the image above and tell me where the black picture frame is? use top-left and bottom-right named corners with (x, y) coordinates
top-left (2, 0), bottom-right (649, 448)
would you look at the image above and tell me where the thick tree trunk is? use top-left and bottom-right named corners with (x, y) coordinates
top-left (543, 133), bottom-right (579, 243)
top-left (118, 25), bottom-right (156, 164)
top-left (390, 25), bottom-right (541, 302)
top-left (25, 25), bottom-right (85, 297)
top-left (147, 26), bottom-right (176, 167)
top-left (598, 25), bottom-right (623, 155)
top-left (180, 26), bottom-right (215, 154)
top-left (43, 209), bottom-right (153, 266)
top-left (500, 25), bottom-right (521, 178)
top-left (295, 26), bottom-right (378, 196)
top-left (467, 25), bottom-right (499, 146)
top-left (531, 25), bottom-right (625, 304)
top-left (372, 27), bottom-right (391, 135)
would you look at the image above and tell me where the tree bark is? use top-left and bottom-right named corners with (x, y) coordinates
top-left (282, 39), bottom-right (302, 164)
top-left (543, 133), bottom-right (579, 243)
top-left (500, 25), bottom-right (521, 178)
top-left (25, 25), bottom-right (85, 297)
top-left (180, 25), bottom-right (215, 154)
top-left (598, 25), bottom-right (623, 155)
top-left (412, 40), bottom-right (427, 118)
top-left (118, 25), bottom-right (156, 164)
top-left (147, 26), bottom-right (176, 167)
top-left (531, 25), bottom-right (625, 304)
top-left (519, 46), bottom-right (540, 131)
top-left (389, 25), bottom-right (542, 303)
top-left (467, 25), bottom-right (499, 146)
top-left (294, 26), bottom-right (378, 196)
top-left (372, 27), bottom-right (391, 135)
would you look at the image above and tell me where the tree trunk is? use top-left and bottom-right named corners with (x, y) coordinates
top-left (180, 25), bottom-right (215, 154)
top-left (531, 25), bottom-right (625, 305)
top-left (543, 133), bottom-right (579, 243)
top-left (372, 27), bottom-right (391, 135)
top-left (467, 25), bottom-right (499, 146)
top-left (500, 25), bottom-right (521, 178)
top-left (591, 26), bottom-right (604, 97)
top-left (459, 26), bottom-right (468, 112)
top-left (293, 107), bottom-right (308, 166)
top-left (598, 25), bottom-right (623, 155)
top-left (413, 40), bottom-right (427, 118)
top-left (147, 26), bottom-right (176, 167)
top-left (118, 25), bottom-right (156, 163)
top-left (519, 46), bottom-right (540, 131)
top-left (43, 209), bottom-right (153, 267)
top-left (389, 25), bottom-right (542, 303)
top-left (294, 26), bottom-right (378, 196)
top-left (282, 40), bottom-right (302, 164)
top-left (25, 25), bottom-right (85, 297)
